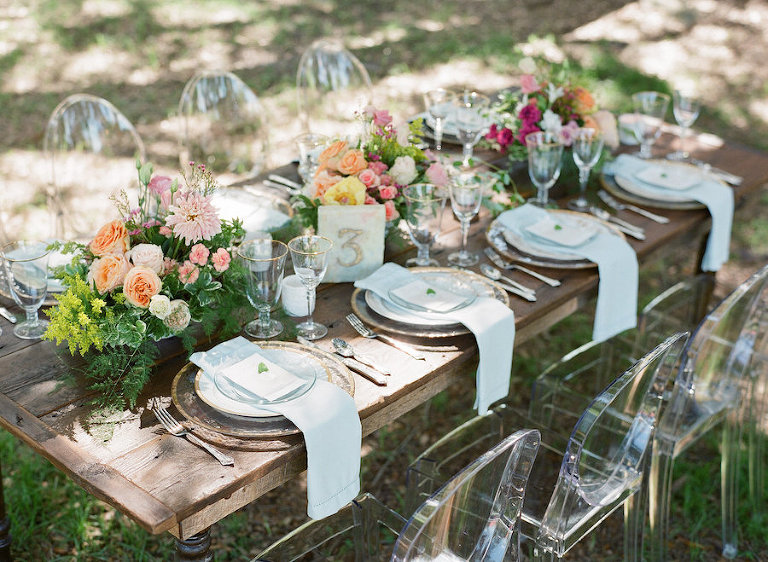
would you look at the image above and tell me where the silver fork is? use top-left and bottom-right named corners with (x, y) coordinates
top-left (597, 189), bottom-right (669, 224)
top-left (345, 313), bottom-right (426, 360)
top-left (152, 404), bottom-right (235, 466)
top-left (483, 248), bottom-right (561, 287)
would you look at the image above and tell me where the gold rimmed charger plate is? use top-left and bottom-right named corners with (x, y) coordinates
top-left (486, 209), bottom-right (624, 270)
top-left (350, 266), bottom-right (509, 338)
top-left (171, 341), bottom-right (354, 442)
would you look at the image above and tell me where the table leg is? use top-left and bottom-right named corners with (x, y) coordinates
top-left (0, 461), bottom-right (11, 561)
top-left (175, 528), bottom-right (213, 562)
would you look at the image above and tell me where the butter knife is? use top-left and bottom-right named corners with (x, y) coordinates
top-left (0, 307), bottom-right (16, 324)
top-left (298, 336), bottom-right (388, 386)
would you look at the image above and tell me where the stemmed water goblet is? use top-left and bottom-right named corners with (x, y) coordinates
top-left (454, 91), bottom-right (490, 167)
top-left (288, 235), bottom-right (333, 340)
top-left (423, 89), bottom-right (457, 152)
top-left (447, 173), bottom-right (486, 267)
top-left (632, 91), bottom-right (670, 159)
top-left (568, 128), bottom-right (605, 211)
top-left (238, 239), bottom-right (288, 339)
top-left (1, 241), bottom-right (50, 339)
top-left (526, 131), bottom-right (564, 208)
top-left (295, 133), bottom-right (328, 184)
top-left (668, 90), bottom-right (701, 161)
top-left (402, 183), bottom-right (447, 267)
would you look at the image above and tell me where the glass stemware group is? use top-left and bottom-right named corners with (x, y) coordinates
top-left (288, 235), bottom-right (333, 341)
top-left (526, 131), bottom-right (564, 208)
top-left (238, 239), bottom-right (288, 339)
top-left (447, 173), bottom-right (485, 267)
top-left (632, 91), bottom-right (670, 159)
top-left (2, 241), bottom-right (50, 340)
top-left (402, 184), bottom-right (447, 267)
top-left (568, 128), bottom-right (605, 211)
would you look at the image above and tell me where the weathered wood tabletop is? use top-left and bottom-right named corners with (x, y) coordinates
top-left (0, 132), bottom-right (765, 553)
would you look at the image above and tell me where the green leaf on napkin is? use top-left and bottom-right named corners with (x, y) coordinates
top-left (258, 362), bottom-right (269, 373)
top-left (426, 288), bottom-right (436, 295)
top-left (554, 224), bottom-right (563, 231)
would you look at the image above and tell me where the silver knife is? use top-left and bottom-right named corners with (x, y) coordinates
top-left (483, 248), bottom-right (561, 287)
top-left (496, 280), bottom-right (537, 302)
top-left (0, 307), bottom-right (16, 324)
top-left (590, 207), bottom-right (646, 240)
top-left (297, 336), bottom-right (388, 386)
top-left (690, 159), bottom-right (743, 186)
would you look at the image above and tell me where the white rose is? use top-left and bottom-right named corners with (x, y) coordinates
top-left (390, 155), bottom-right (417, 186)
top-left (148, 294), bottom-right (172, 319)
top-left (163, 299), bottom-right (191, 332)
top-left (126, 243), bottom-right (164, 274)
top-left (519, 56), bottom-right (537, 74)
top-left (541, 109), bottom-right (563, 136)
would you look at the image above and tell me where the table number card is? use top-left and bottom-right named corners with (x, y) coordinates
top-left (318, 205), bottom-right (385, 282)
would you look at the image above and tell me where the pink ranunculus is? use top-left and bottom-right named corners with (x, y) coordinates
top-left (159, 226), bottom-right (173, 237)
top-left (189, 243), bottom-right (210, 265)
top-left (368, 161), bottom-right (388, 175)
top-left (211, 248), bottom-right (231, 272)
top-left (380, 174), bottom-right (393, 186)
top-left (426, 161), bottom-right (449, 187)
top-left (497, 127), bottom-right (515, 150)
top-left (364, 195), bottom-right (378, 205)
top-left (559, 120), bottom-right (580, 147)
top-left (518, 102), bottom-right (542, 126)
top-left (357, 168), bottom-right (381, 188)
top-left (372, 109), bottom-right (392, 127)
top-left (520, 74), bottom-right (540, 94)
top-left (485, 123), bottom-right (499, 141)
top-left (177, 260), bottom-right (199, 284)
top-left (384, 200), bottom-right (399, 222)
top-left (148, 175), bottom-right (173, 195)
top-left (378, 185), bottom-right (398, 200)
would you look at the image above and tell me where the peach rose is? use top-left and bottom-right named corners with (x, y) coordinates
top-left (312, 169), bottom-right (342, 199)
top-left (87, 254), bottom-right (130, 294)
top-left (317, 140), bottom-right (348, 171)
top-left (573, 87), bottom-right (595, 114)
top-left (123, 266), bottom-right (162, 308)
top-left (90, 220), bottom-right (129, 256)
top-left (337, 149), bottom-right (367, 175)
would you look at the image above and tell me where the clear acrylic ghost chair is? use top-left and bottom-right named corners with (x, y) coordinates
top-left (392, 429), bottom-right (540, 561)
top-left (253, 493), bottom-right (406, 562)
top-left (179, 71), bottom-right (268, 183)
top-left (296, 38), bottom-right (373, 137)
top-left (649, 264), bottom-right (768, 560)
top-left (43, 94), bottom-right (145, 239)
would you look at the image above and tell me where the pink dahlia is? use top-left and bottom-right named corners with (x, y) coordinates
top-left (165, 191), bottom-right (221, 245)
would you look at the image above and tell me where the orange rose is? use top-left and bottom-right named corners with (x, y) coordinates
top-left (573, 87), bottom-right (595, 115)
top-left (337, 149), bottom-right (367, 175)
top-left (312, 169), bottom-right (342, 198)
top-left (317, 140), bottom-right (348, 171)
top-left (123, 266), bottom-right (162, 308)
top-left (87, 254), bottom-right (130, 294)
top-left (90, 220), bottom-right (129, 256)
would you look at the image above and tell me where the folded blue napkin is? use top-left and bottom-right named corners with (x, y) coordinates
top-left (191, 337), bottom-right (361, 519)
top-left (355, 263), bottom-right (516, 414)
top-left (498, 204), bottom-right (638, 342)
top-left (605, 154), bottom-right (733, 271)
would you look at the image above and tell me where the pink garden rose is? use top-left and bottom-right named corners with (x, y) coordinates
top-left (378, 185), bottom-right (398, 200)
top-left (380, 174), bottom-right (393, 186)
top-left (357, 168), bottom-right (381, 188)
top-left (426, 161), bottom-right (449, 187)
top-left (371, 109), bottom-right (392, 127)
top-left (189, 243), bottom-right (210, 265)
top-left (126, 243), bottom-right (164, 274)
top-left (148, 175), bottom-right (173, 195)
top-left (368, 161), bottom-right (388, 175)
top-left (177, 260), bottom-right (199, 284)
top-left (364, 195), bottom-right (377, 205)
top-left (211, 248), bottom-right (231, 272)
top-left (519, 102), bottom-right (542, 126)
top-left (384, 200), bottom-right (399, 222)
top-left (520, 74), bottom-right (540, 94)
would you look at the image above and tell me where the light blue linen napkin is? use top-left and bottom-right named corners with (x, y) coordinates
top-left (498, 204), bottom-right (638, 342)
top-left (355, 263), bottom-right (515, 414)
top-left (605, 154), bottom-right (733, 271)
top-left (190, 337), bottom-right (361, 519)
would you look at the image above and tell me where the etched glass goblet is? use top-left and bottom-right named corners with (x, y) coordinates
top-left (288, 235), bottom-right (333, 340)
top-left (448, 173), bottom-right (485, 267)
top-left (568, 128), bottom-right (604, 211)
top-left (238, 239), bottom-right (288, 339)
top-left (526, 131), bottom-right (564, 208)
top-left (423, 89), bottom-right (457, 152)
top-left (403, 183), bottom-right (447, 267)
top-left (454, 91), bottom-right (490, 167)
top-left (1, 241), bottom-right (50, 339)
top-left (632, 91), bottom-right (670, 159)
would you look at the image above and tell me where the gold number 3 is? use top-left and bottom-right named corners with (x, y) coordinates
top-left (337, 228), bottom-right (363, 267)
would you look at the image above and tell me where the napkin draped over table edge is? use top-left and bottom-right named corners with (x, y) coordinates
top-left (498, 204), bottom-right (638, 342)
top-left (190, 337), bottom-right (361, 519)
top-left (605, 154), bottom-right (734, 272)
top-left (355, 263), bottom-right (515, 414)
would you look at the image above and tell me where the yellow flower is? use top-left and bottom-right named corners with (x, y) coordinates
top-left (322, 176), bottom-right (366, 205)
top-left (78, 312), bottom-right (91, 326)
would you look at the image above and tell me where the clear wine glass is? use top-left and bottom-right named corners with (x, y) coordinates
top-left (526, 131), bottom-right (564, 208)
top-left (454, 91), bottom-right (490, 167)
top-left (447, 173), bottom-right (486, 267)
top-left (423, 89), bottom-right (457, 152)
top-left (631, 91), bottom-right (670, 159)
top-left (668, 90), bottom-right (701, 161)
top-left (1, 241), bottom-right (50, 339)
top-left (402, 183), bottom-right (447, 267)
top-left (287, 235), bottom-right (333, 340)
top-left (238, 239), bottom-right (288, 339)
top-left (295, 133), bottom-right (328, 184)
top-left (568, 128), bottom-right (605, 211)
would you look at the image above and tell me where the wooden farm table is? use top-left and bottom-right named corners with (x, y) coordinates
top-left (0, 132), bottom-right (765, 560)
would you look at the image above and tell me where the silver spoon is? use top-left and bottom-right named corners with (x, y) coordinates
top-left (332, 338), bottom-right (391, 375)
top-left (479, 264), bottom-right (537, 302)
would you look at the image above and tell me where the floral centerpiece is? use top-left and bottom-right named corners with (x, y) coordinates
top-left (294, 107), bottom-right (449, 229)
top-left (483, 57), bottom-right (618, 162)
top-left (44, 161), bottom-right (249, 410)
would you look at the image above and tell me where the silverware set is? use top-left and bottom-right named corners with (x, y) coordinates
top-left (152, 402), bottom-right (235, 466)
top-left (598, 190), bottom-right (669, 224)
top-left (298, 335), bottom-right (388, 386)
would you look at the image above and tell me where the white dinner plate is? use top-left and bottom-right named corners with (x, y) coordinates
top-left (194, 347), bottom-right (323, 418)
top-left (612, 160), bottom-right (710, 204)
